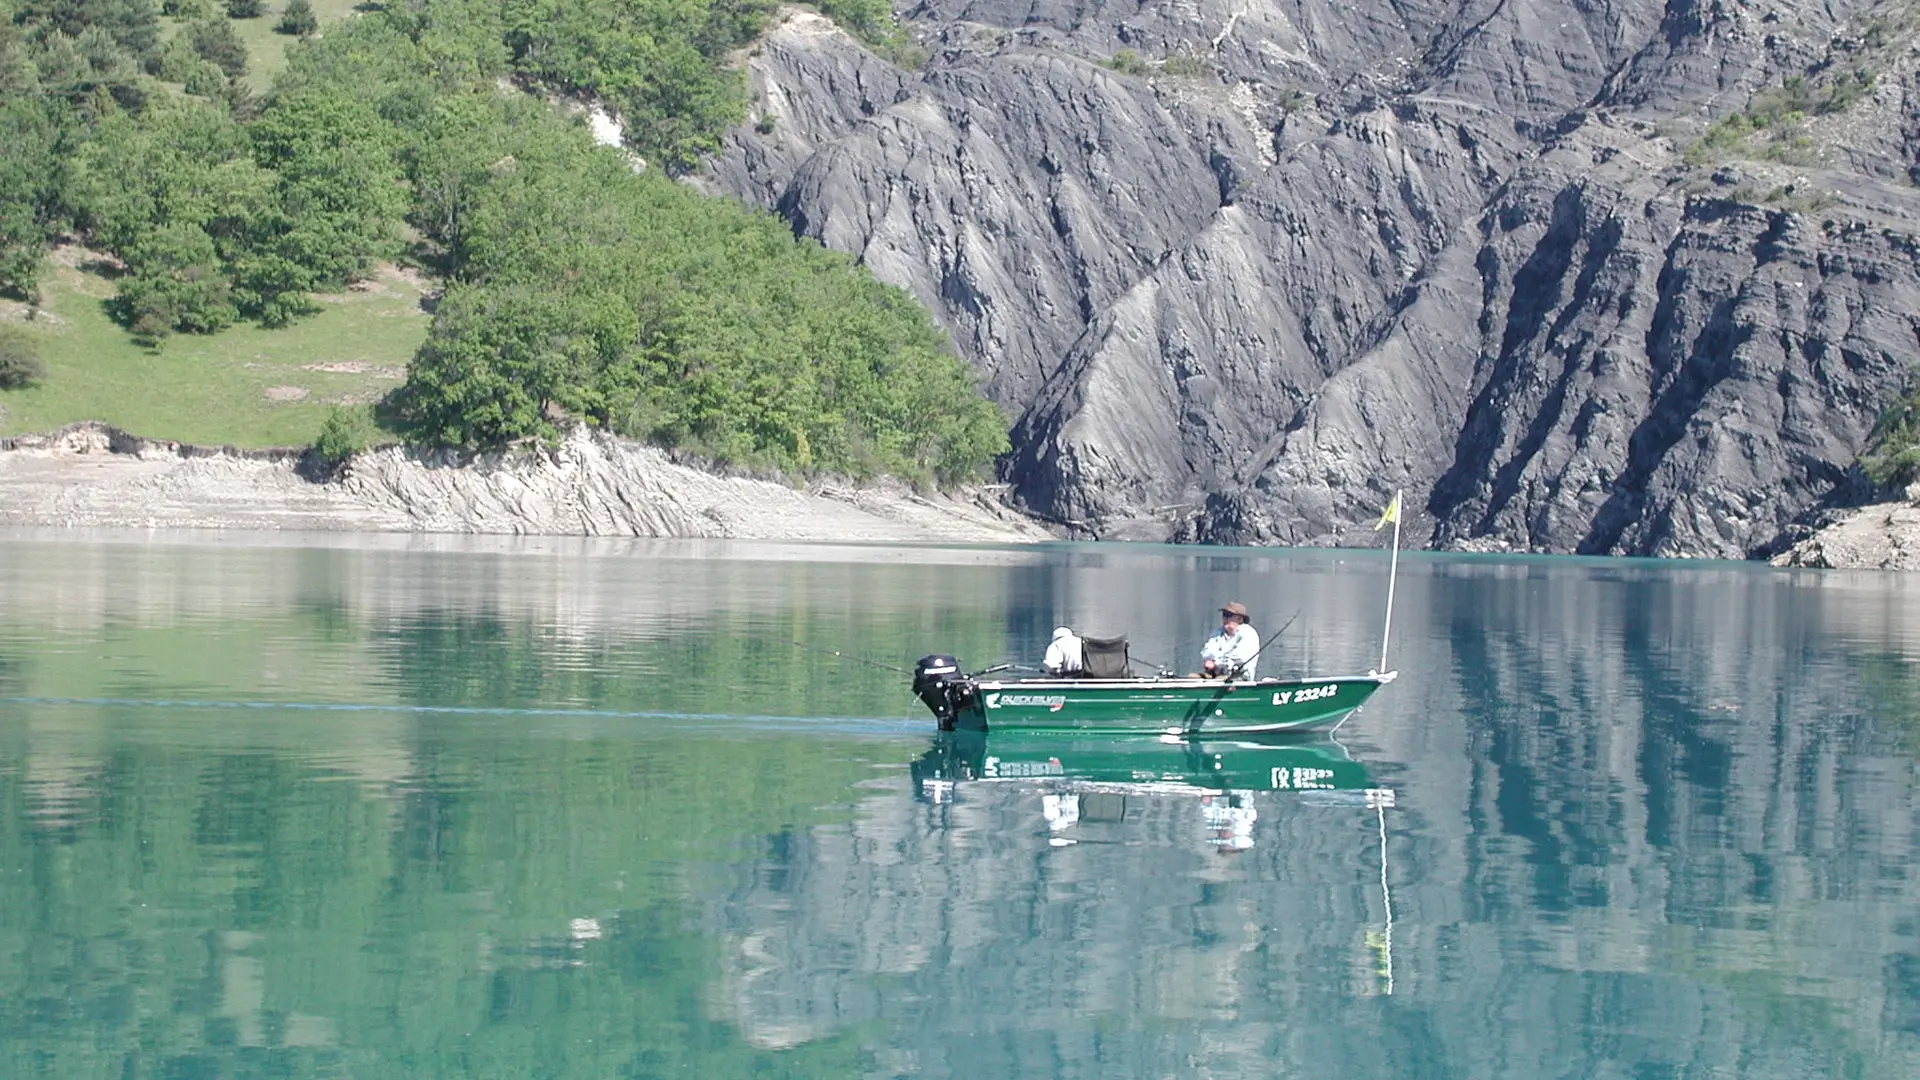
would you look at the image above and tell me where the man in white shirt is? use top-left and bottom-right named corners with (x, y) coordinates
top-left (1043, 626), bottom-right (1084, 676)
top-left (1199, 601), bottom-right (1260, 680)
top-left (1202, 791), bottom-right (1258, 851)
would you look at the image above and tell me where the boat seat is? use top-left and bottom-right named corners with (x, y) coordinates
top-left (1080, 635), bottom-right (1131, 679)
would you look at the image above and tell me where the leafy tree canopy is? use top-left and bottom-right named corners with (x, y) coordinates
top-left (275, 0), bottom-right (314, 35)
top-left (0, 0), bottom-right (1007, 485)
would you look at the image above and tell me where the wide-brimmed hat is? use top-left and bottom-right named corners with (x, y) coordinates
top-left (1220, 601), bottom-right (1249, 620)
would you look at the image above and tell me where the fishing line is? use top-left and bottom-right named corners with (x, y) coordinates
top-left (782, 639), bottom-right (915, 675)
top-left (0, 695), bottom-right (920, 733)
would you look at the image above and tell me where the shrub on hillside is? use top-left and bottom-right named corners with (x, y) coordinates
top-left (1160, 52), bottom-right (1209, 77)
top-left (189, 17), bottom-right (248, 76)
top-left (182, 59), bottom-right (227, 96)
top-left (226, 0), bottom-right (262, 17)
top-left (156, 34), bottom-right (200, 81)
top-left (0, 327), bottom-right (48, 389)
top-left (1863, 387), bottom-right (1920, 491)
top-left (308, 404), bottom-right (377, 478)
top-left (277, 0), bottom-right (317, 36)
top-left (114, 223), bottom-right (238, 341)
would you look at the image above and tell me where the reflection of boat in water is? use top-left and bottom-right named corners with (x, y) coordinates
top-left (910, 730), bottom-right (1402, 990)
top-left (910, 730), bottom-right (1374, 800)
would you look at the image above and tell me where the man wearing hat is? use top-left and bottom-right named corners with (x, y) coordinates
top-left (1043, 625), bottom-right (1084, 676)
top-left (1199, 601), bottom-right (1261, 680)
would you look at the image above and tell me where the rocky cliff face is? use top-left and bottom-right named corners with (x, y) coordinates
top-left (700, 2), bottom-right (1920, 556)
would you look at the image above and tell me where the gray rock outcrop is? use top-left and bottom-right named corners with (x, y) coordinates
top-left (700, 2), bottom-right (1920, 557)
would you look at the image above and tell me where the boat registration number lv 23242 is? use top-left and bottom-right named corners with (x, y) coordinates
top-left (1273, 684), bottom-right (1338, 706)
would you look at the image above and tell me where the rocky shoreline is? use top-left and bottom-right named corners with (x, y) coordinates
top-left (1767, 497), bottom-right (1920, 570)
top-left (0, 422), bottom-right (1054, 543)
top-left (7, 421), bottom-right (1913, 566)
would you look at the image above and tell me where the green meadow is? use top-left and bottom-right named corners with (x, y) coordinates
top-left (0, 1), bottom-right (424, 449)
top-left (0, 251), bottom-right (429, 448)
top-left (222, 0), bottom-right (366, 92)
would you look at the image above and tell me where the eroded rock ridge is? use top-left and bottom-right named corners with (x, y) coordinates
top-left (0, 423), bottom-right (1046, 542)
top-left (701, 2), bottom-right (1920, 556)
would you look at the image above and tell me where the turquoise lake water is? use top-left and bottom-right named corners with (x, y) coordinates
top-left (1, 531), bottom-right (1916, 1078)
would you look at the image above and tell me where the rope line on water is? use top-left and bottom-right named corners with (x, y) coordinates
top-left (0, 695), bottom-right (917, 731)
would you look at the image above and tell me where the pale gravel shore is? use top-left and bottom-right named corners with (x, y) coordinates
top-left (0, 422), bottom-right (1054, 544)
top-left (1770, 497), bottom-right (1920, 571)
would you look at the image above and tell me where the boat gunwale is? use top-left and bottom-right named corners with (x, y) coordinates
top-left (972, 671), bottom-right (1398, 692)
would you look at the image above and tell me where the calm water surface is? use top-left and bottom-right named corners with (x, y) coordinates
top-left (1, 530), bottom-right (1917, 1078)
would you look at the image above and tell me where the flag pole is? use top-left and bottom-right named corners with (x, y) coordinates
top-left (1379, 490), bottom-right (1401, 673)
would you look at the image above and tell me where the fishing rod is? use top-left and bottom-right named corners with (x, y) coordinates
top-left (785, 639), bottom-right (914, 676)
top-left (788, 639), bottom-right (1028, 681)
top-left (1224, 608), bottom-right (1301, 681)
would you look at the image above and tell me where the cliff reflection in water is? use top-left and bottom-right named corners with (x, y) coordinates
top-left (699, 575), bottom-right (1920, 1077)
top-left (2, 537), bottom-right (1919, 1078)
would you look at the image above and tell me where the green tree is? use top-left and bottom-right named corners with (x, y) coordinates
top-left (1863, 387), bottom-right (1920, 490)
top-left (114, 221), bottom-right (237, 339)
top-left (497, 0), bottom-right (765, 173)
top-left (187, 15), bottom-right (247, 76)
top-left (154, 32), bottom-right (199, 80)
top-left (387, 281), bottom-right (639, 446)
top-left (0, 97), bottom-right (73, 300)
top-left (181, 56), bottom-right (225, 95)
top-left (238, 87), bottom-right (407, 319)
top-left (27, 25), bottom-right (150, 112)
top-left (816, 0), bottom-right (892, 37)
top-left (275, 0), bottom-right (315, 34)
top-left (70, 101), bottom-right (263, 255)
top-left (1, 0), bottom-right (1009, 481)
top-left (387, 88), bottom-right (1006, 479)
top-left (23, 0), bottom-right (161, 63)
top-left (307, 403), bottom-right (377, 476)
top-left (225, 0), bottom-right (259, 16)
top-left (69, 101), bottom-right (269, 334)
top-left (0, 326), bottom-right (48, 388)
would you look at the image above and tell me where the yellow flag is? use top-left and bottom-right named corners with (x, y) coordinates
top-left (1374, 493), bottom-right (1401, 530)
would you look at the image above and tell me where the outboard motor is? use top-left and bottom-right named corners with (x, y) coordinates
top-left (913, 654), bottom-right (970, 731)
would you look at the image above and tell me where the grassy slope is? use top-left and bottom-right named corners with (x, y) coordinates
top-left (227, 0), bottom-right (367, 92)
top-left (0, 252), bottom-right (428, 448)
top-left (0, 0), bottom-right (427, 449)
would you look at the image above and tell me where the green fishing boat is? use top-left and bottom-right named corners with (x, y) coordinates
top-left (911, 490), bottom-right (1411, 735)
top-left (911, 657), bottom-right (1395, 735)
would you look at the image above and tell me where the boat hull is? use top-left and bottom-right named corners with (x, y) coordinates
top-left (952, 672), bottom-right (1394, 735)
